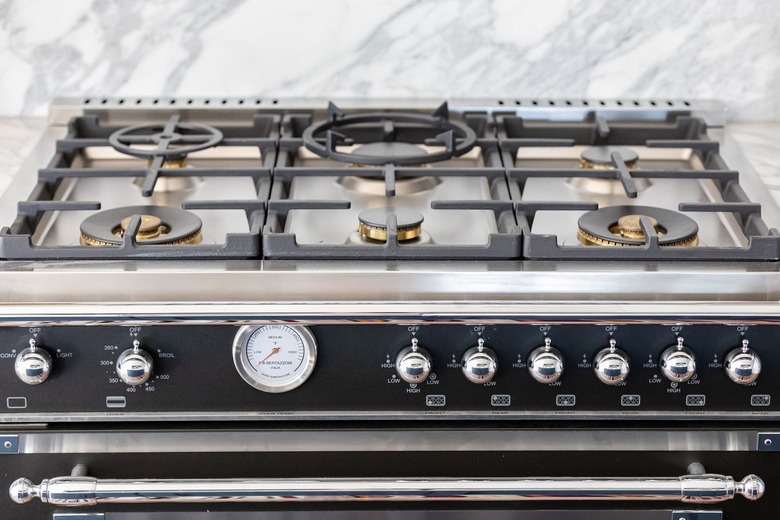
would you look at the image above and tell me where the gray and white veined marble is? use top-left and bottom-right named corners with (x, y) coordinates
top-left (1, 0), bottom-right (779, 120)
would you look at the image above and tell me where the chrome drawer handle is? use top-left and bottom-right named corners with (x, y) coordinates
top-left (10, 472), bottom-right (764, 506)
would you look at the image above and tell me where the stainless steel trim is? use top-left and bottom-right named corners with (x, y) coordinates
top-left (2, 409), bottom-right (780, 423)
top-left (2, 268), bottom-right (780, 306)
top-left (10, 430), bottom-right (760, 454)
top-left (48, 97), bottom-right (727, 126)
top-left (9, 472), bottom-right (764, 506)
top-left (1, 306), bottom-right (780, 326)
top-left (48, 511), bottom-right (723, 520)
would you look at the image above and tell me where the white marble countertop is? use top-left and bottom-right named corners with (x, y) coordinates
top-left (1, 116), bottom-right (778, 204)
top-left (0, 117), bottom-right (46, 195)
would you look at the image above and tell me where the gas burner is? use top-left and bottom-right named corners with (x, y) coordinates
top-left (302, 102), bottom-right (477, 165)
top-left (340, 142), bottom-right (439, 195)
top-left (577, 206), bottom-right (699, 247)
top-left (579, 146), bottom-right (639, 169)
top-left (108, 115), bottom-right (223, 163)
top-left (80, 206), bottom-right (203, 246)
top-left (357, 207), bottom-right (424, 242)
top-left (568, 146), bottom-right (650, 195)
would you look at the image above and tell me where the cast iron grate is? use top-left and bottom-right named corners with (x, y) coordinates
top-left (263, 104), bottom-right (521, 259)
top-left (0, 114), bottom-right (279, 259)
top-left (496, 114), bottom-right (780, 261)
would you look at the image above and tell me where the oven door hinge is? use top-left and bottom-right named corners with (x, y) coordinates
top-left (671, 512), bottom-right (722, 520)
top-left (758, 432), bottom-right (780, 450)
top-left (53, 515), bottom-right (105, 520)
top-left (0, 435), bottom-right (19, 454)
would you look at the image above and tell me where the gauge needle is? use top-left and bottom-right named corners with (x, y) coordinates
top-left (259, 347), bottom-right (281, 364)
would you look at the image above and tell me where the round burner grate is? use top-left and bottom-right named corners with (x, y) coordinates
top-left (302, 103), bottom-right (477, 165)
top-left (108, 116), bottom-right (223, 160)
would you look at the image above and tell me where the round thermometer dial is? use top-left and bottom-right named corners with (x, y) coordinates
top-left (232, 325), bottom-right (317, 393)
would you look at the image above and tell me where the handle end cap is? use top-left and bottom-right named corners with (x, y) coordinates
top-left (739, 475), bottom-right (765, 500)
top-left (9, 478), bottom-right (35, 504)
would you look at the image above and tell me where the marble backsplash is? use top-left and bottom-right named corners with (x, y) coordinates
top-left (2, 0), bottom-right (778, 120)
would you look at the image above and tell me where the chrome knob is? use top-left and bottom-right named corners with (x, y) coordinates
top-left (395, 338), bottom-right (432, 383)
top-left (14, 339), bottom-right (52, 385)
top-left (116, 340), bottom-right (153, 386)
top-left (660, 337), bottom-right (696, 383)
top-left (593, 339), bottom-right (630, 385)
top-left (725, 339), bottom-right (761, 385)
top-left (528, 337), bottom-right (563, 383)
top-left (461, 338), bottom-right (498, 384)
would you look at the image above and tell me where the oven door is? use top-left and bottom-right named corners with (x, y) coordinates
top-left (1, 422), bottom-right (774, 520)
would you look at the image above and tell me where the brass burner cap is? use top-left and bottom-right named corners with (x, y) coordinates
top-left (119, 214), bottom-right (164, 240)
top-left (358, 207), bottom-right (424, 242)
top-left (611, 214), bottom-right (662, 240)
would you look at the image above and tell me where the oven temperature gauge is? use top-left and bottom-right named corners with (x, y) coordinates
top-left (232, 325), bottom-right (317, 393)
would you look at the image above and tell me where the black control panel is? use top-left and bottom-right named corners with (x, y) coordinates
top-left (0, 319), bottom-right (777, 420)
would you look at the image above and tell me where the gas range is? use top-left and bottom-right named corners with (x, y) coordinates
top-left (0, 98), bottom-right (778, 520)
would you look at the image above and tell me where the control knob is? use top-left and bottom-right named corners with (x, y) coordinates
top-left (116, 340), bottom-right (153, 386)
top-left (528, 337), bottom-right (564, 383)
top-left (14, 339), bottom-right (52, 385)
top-left (461, 338), bottom-right (498, 384)
top-left (724, 339), bottom-right (761, 385)
top-left (395, 338), bottom-right (432, 384)
top-left (593, 339), bottom-right (630, 385)
top-left (660, 337), bottom-right (696, 383)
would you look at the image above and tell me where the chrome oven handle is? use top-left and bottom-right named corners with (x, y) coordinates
top-left (10, 473), bottom-right (765, 506)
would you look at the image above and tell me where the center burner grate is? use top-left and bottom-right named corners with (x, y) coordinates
top-left (0, 114), bottom-right (280, 259)
top-left (496, 114), bottom-right (780, 261)
top-left (263, 103), bottom-right (520, 259)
